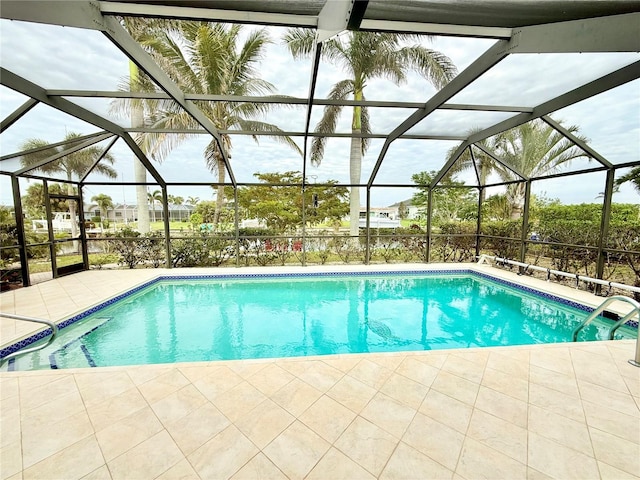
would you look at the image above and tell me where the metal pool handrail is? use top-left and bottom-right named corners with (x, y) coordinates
top-left (0, 313), bottom-right (59, 367)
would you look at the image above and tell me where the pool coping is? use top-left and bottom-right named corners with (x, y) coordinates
top-left (1, 263), bottom-right (637, 362)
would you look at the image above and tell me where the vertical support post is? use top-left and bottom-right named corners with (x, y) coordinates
top-left (365, 187), bottom-right (371, 265)
top-left (11, 175), bottom-right (30, 287)
top-left (301, 183), bottom-right (307, 267)
top-left (77, 184), bottom-right (90, 270)
top-left (596, 169), bottom-right (615, 293)
top-left (475, 186), bottom-right (483, 259)
top-left (426, 189), bottom-right (433, 263)
top-left (43, 180), bottom-right (58, 278)
top-left (234, 186), bottom-right (240, 267)
top-left (161, 186), bottom-right (171, 268)
top-left (519, 180), bottom-right (532, 267)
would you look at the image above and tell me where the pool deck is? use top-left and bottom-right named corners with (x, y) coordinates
top-left (0, 264), bottom-right (639, 479)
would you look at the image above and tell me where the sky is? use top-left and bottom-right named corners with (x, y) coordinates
top-left (0, 17), bottom-right (639, 209)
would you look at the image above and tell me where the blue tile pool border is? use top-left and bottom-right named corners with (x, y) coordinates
top-left (2, 269), bottom-right (637, 360)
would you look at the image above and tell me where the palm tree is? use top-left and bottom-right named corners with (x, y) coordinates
top-left (447, 119), bottom-right (589, 219)
top-left (284, 29), bottom-right (457, 236)
top-left (615, 166), bottom-right (640, 194)
top-left (115, 21), bottom-right (302, 228)
top-left (19, 132), bottom-right (117, 240)
top-left (91, 193), bottom-right (113, 223)
top-left (186, 196), bottom-right (200, 207)
top-left (147, 189), bottom-right (162, 223)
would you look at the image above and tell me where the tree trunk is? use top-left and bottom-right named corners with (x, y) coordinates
top-left (213, 157), bottom-right (226, 229)
top-left (130, 63), bottom-right (150, 233)
top-left (349, 132), bottom-right (362, 238)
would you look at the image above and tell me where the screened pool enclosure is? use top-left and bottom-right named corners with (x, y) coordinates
top-left (0, 1), bottom-right (638, 292)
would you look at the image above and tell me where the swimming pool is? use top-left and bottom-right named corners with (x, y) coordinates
top-left (3, 270), bottom-right (636, 371)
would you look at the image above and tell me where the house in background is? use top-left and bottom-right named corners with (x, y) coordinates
top-left (84, 203), bottom-right (195, 223)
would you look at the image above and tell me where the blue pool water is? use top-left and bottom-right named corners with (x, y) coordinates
top-left (6, 273), bottom-right (636, 370)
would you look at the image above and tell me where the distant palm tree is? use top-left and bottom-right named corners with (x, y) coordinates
top-left (447, 119), bottom-right (588, 219)
top-left (285, 29), bottom-right (457, 236)
top-left (186, 196), bottom-right (200, 207)
top-left (91, 193), bottom-right (114, 222)
top-left (20, 132), bottom-right (117, 240)
top-left (147, 189), bottom-right (162, 223)
top-left (615, 166), bottom-right (640, 194)
top-left (115, 21), bottom-right (302, 228)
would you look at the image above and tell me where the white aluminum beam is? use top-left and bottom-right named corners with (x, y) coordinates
top-left (360, 19), bottom-right (512, 39)
top-left (316, 0), bottom-right (355, 43)
top-left (99, 1), bottom-right (317, 27)
top-left (0, 0), bottom-right (105, 29)
top-left (508, 12), bottom-right (640, 53)
top-left (1, 131), bottom-right (110, 161)
top-left (472, 143), bottom-right (527, 180)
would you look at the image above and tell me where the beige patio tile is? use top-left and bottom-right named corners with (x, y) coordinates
top-left (528, 382), bottom-right (585, 423)
top-left (441, 354), bottom-right (486, 384)
top-left (527, 431), bottom-right (600, 480)
top-left (582, 399), bottom-right (640, 444)
top-left (481, 366), bottom-right (528, 402)
top-left (21, 410), bottom-right (94, 469)
top-left (430, 369), bottom-right (480, 406)
top-left (20, 388), bottom-right (85, 434)
top-left (529, 347), bottom-right (575, 377)
top-left (136, 369), bottom-right (191, 405)
top-left (287, 360), bottom-right (344, 392)
top-left (348, 358), bottom-right (394, 389)
top-left (230, 453), bottom-right (287, 480)
top-left (164, 402), bottom-right (230, 456)
top-left (474, 386), bottom-right (528, 428)
top-left (0, 408), bottom-right (20, 449)
top-left (571, 348), bottom-right (630, 393)
top-left (263, 420), bottom-right (330, 479)
top-left (154, 458), bottom-right (200, 480)
top-left (270, 377), bottom-right (323, 417)
top-left (85, 387), bottom-right (148, 432)
top-left (334, 416), bottom-right (398, 477)
top-left (75, 371), bottom-right (136, 407)
top-left (589, 427), bottom-right (640, 477)
top-left (379, 372), bottom-right (429, 410)
top-left (150, 384), bottom-right (207, 425)
top-left (245, 363), bottom-right (295, 396)
top-left (326, 375), bottom-right (377, 414)
top-left (467, 408), bottom-right (527, 464)
top-left (95, 406), bottom-right (163, 462)
top-left (19, 374), bottom-right (77, 411)
top-left (529, 364), bottom-right (580, 398)
top-left (298, 395), bottom-right (356, 444)
top-left (188, 425), bottom-right (259, 479)
top-left (528, 404), bottom-right (593, 456)
top-left (0, 441), bottom-right (22, 480)
top-left (411, 352), bottom-right (448, 370)
top-left (235, 399), bottom-right (295, 449)
top-left (486, 350), bottom-right (530, 379)
top-left (319, 354), bottom-right (363, 373)
top-left (622, 373), bottom-right (640, 398)
top-left (597, 460), bottom-right (640, 480)
top-left (306, 447), bottom-right (375, 480)
top-left (402, 412), bottom-right (464, 471)
top-left (526, 466), bottom-right (555, 480)
top-left (456, 437), bottom-right (526, 480)
top-left (368, 353), bottom-right (406, 371)
top-left (577, 379), bottom-right (639, 417)
top-left (380, 442), bottom-right (454, 480)
top-left (22, 436), bottom-right (104, 480)
top-left (81, 465), bottom-right (112, 480)
top-left (419, 388), bottom-right (473, 434)
top-left (190, 365), bottom-right (244, 400)
top-left (360, 392), bottom-right (417, 439)
top-left (0, 377), bottom-right (18, 401)
top-left (126, 366), bottom-right (173, 387)
top-left (210, 381), bottom-right (267, 423)
top-left (226, 360), bottom-right (269, 379)
top-left (395, 357), bottom-right (439, 387)
top-left (107, 430), bottom-right (184, 480)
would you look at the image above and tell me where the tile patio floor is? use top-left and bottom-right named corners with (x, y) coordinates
top-left (1, 265), bottom-right (639, 479)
